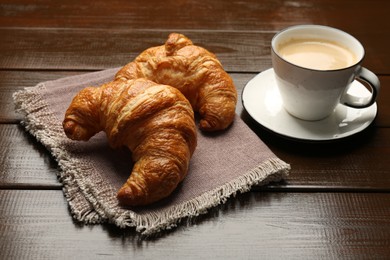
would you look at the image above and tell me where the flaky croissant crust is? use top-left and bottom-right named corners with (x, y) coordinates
top-left (63, 78), bottom-right (197, 206)
top-left (63, 33), bottom-right (237, 206)
top-left (116, 33), bottom-right (237, 131)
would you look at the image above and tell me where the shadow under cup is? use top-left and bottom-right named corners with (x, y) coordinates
top-left (271, 25), bottom-right (379, 121)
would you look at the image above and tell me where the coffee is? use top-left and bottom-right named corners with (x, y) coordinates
top-left (277, 38), bottom-right (357, 70)
top-left (271, 25), bottom-right (379, 121)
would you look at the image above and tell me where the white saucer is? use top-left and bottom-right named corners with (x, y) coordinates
top-left (242, 68), bottom-right (377, 141)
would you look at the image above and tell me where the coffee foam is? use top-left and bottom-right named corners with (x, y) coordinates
top-left (277, 38), bottom-right (357, 70)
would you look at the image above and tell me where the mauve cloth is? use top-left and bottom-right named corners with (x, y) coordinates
top-left (13, 68), bottom-right (290, 236)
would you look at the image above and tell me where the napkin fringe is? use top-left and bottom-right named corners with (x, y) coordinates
top-left (13, 84), bottom-right (290, 237)
top-left (13, 86), bottom-right (106, 224)
top-left (115, 157), bottom-right (290, 236)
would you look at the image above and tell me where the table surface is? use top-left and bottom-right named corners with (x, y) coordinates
top-left (1, 0), bottom-right (390, 259)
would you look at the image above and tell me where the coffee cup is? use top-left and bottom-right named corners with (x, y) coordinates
top-left (271, 24), bottom-right (380, 121)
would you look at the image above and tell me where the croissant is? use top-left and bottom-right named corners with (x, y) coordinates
top-left (115, 33), bottom-right (237, 131)
top-left (63, 78), bottom-right (197, 206)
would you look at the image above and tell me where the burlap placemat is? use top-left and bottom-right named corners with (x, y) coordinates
top-left (13, 68), bottom-right (290, 236)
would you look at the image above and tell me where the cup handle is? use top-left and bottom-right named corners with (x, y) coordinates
top-left (341, 67), bottom-right (380, 108)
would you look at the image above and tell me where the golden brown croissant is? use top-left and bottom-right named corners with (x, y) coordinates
top-left (63, 78), bottom-right (197, 206)
top-left (115, 33), bottom-right (237, 131)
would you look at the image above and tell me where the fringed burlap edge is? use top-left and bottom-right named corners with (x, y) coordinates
top-left (13, 83), bottom-right (290, 237)
top-left (13, 85), bottom-right (107, 224)
top-left (115, 157), bottom-right (289, 236)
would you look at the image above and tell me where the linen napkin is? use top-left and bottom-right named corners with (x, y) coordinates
top-left (13, 68), bottom-right (290, 236)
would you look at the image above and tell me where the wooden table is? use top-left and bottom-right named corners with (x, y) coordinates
top-left (1, 0), bottom-right (389, 258)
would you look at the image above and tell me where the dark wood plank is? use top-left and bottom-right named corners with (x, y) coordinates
top-left (0, 124), bottom-right (59, 187)
top-left (1, 0), bottom-right (389, 33)
top-left (1, 28), bottom-right (389, 74)
top-left (1, 0), bottom-right (388, 257)
top-left (1, 66), bottom-right (388, 123)
top-left (1, 190), bottom-right (389, 259)
top-left (1, 123), bottom-right (389, 190)
top-left (1, 70), bottom-right (389, 189)
top-left (0, 29), bottom-right (273, 72)
top-left (260, 126), bottom-right (390, 191)
top-left (242, 111), bottom-right (390, 190)
top-left (0, 70), bottom-right (83, 122)
top-left (375, 77), bottom-right (390, 127)
top-left (1, 70), bottom-right (390, 126)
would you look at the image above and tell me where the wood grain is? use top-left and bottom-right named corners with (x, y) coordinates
top-left (0, 28), bottom-right (273, 72)
top-left (1, 28), bottom-right (389, 74)
top-left (1, 0), bottom-right (389, 33)
top-left (1, 0), bottom-right (390, 256)
top-left (1, 70), bottom-right (389, 126)
top-left (1, 190), bottom-right (389, 259)
top-left (0, 124), bottom-right (59, 188)
top-left (1, 123), bottom-right (389, 190)
top-left (0, 70), bottom-right (83, 122)
top-left (259, 127), bottom-right (390, 191)
top-left (2, 70), bottom-right (389, 189)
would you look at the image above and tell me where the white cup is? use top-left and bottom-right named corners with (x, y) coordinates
top-left (271, 24), bottom-right (380, 121)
